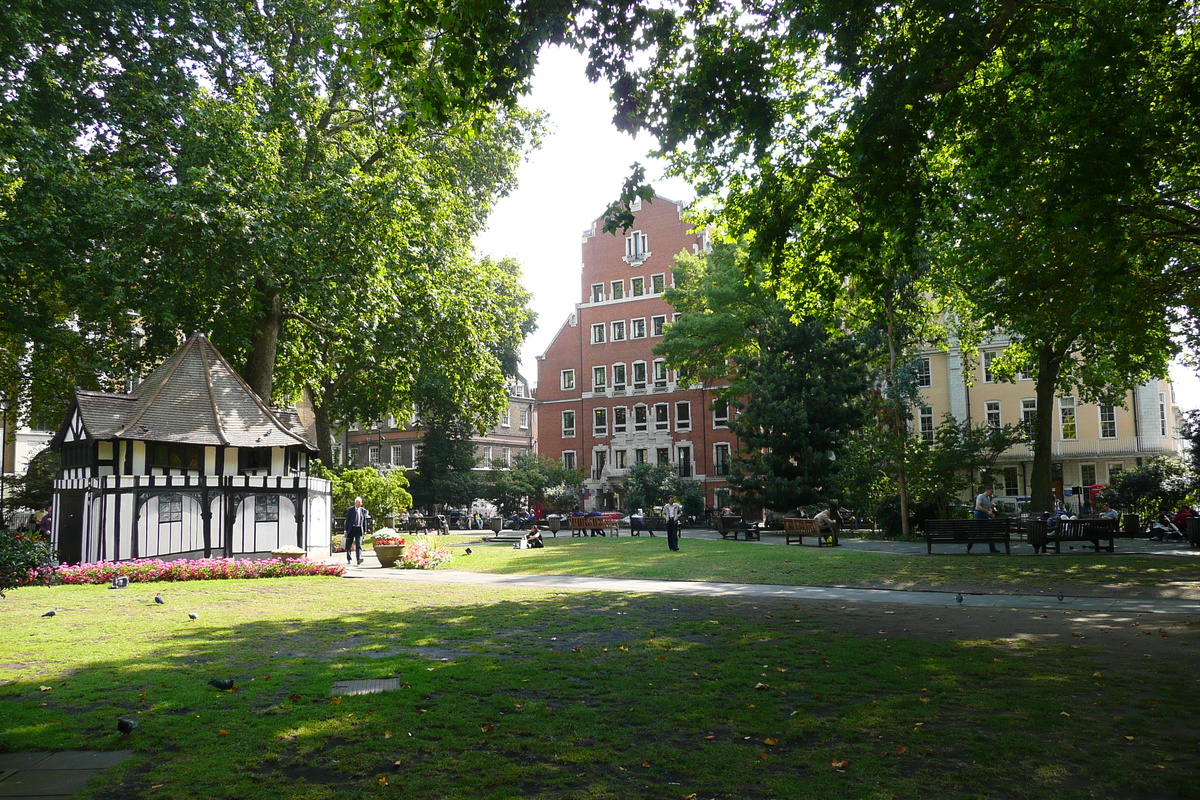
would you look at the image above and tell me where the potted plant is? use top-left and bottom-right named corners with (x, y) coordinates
top-left (370, 531), bottom-right (407, 568)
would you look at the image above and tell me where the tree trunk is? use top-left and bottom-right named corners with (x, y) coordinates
top-left (313, 392), bottom-right (335, 467)
top-left (243, 280), bottom-right (282, 402)
top-left (1030, 342), bottom-right (1067, 513)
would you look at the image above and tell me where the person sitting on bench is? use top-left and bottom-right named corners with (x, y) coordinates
top-left (814, 505), bottom-right (841, 546)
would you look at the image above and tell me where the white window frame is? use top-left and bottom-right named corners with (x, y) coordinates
top-left (502, 447), bottom-right (512, 466)
top-left (519, 407), bottom-right (529, 429)
top-left (613, 363), bottom-right (627, 390)
top-left (614, 449), bottom-right (627, 469)
top-left (653, 358), bottom-right (668, 389)
top-left (985, 400), bottom-right (1001, 430)
top-left (632, 360), bottom-right (647, 390)
top-left (611, 320), bottom-right (626, 341)
top-left (1159, 391), bottom-right (1167, 436)
top-left (391, 444), bottom-right (403, 465)
top-left (1059, 396), bottom-right (1077, 440)
top-left (561, 369), bottom-right (575, 391)
top-left (654, 403), bottom-right (670, 432)
top-left (368, 445), bottom-right (380, 463)
top-left (592, 365), bottom-right (607, 390)
top-left (610, 280), bottom-right (624, 300)
top-left (633, 403), bottom-right (648, 433)
top-left (713, 398), bottom-right (729, 428)
top-left (651, 273), bottom-right (666, 294)
top-left (591, 323), bottom-right (606, 344)
top-left (634, 447), bottom-right (648, 465)
top-left (613, 406), bottom-right (628, 434)
top-left (562, 410), bottom-right (576, 438)
top-left (1080, 463), bottom-right (1097, 488)
top-left (918, 406), bottom-right (934, 443)
top-left (713, 443), bottom-right (731, 476)
top-left (590, 283), bottom-right (604, 303)
top-left (625, 230), bottom-right (649, 263)
top-left (1099, 404), bottom-right (1117, 439)
top-left (631, 277), bottom-right (645, 297)
top-left (1021, 398), bottom-right (1037, 438)
top-left (562, 450), bottom-right (577, 470)
top-left (411, 444), bottom-right (421, 468)
top-left (500, 407), bottom-right (511, 428)
top-left (593, 407), bottom-right (608, 437)
top-left (983, 350), bottom-right (999, 383)
top-left (631, 317), bottom-right (646, 339)
top-left (917, 356), bottom-right (931, 388)
top-left (1107, 462), bottom-right (1124, 481)
top-left (675, 401), bottom-right (692, 431)
top-left (651, 314), bottom-right (667, 336)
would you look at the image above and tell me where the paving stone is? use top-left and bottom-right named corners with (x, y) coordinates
top-left (0, 756), bottom-right (50, 771)
top-left (36, 751), bottom-right (134, 770)
top-left (331, 678), bottom-right (400, 696)
top-left (0, 768), bottom-right (105, 797)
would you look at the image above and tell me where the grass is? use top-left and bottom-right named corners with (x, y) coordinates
top-left (451, 535), bottom-right (1200, 598)
top-left (1, 543), bottom-right (1198, 799)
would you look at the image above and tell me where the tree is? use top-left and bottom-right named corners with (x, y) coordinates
top-left (1, 1), bottom-right (540, 460)
top-left (660, 243), bottom-right (871, 512)
top-left (1097, 456), bottom-right (1193, 525)
top-left (407, 419), bottom-right (481, 512)
top-left (314, 465), bottom-right (412, 523)
top-left (480, 453), bottom-right (585, 516)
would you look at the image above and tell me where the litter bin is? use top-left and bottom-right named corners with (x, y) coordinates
top-left (488, 517), bottom-right (504, 534)
top-left (1121, 513), bottom-right (1140, 538)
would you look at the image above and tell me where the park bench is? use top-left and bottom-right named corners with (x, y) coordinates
top-left (629, 515), bottom-right (666, 536)
top-left (402, 515), bottom-right (449, 535)
top-left (1028, 518), bottom-right (1117, 554)
top-left (715, 515), bottom-right (760, 541)
top-left (924, 519), bottom-right (1012, 554)
top-left (783, 518), bottom-right (823, 546)
top-left (569, 516), bottom-right (620, 537)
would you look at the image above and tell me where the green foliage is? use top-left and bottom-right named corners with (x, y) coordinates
top-left (2, 447), bottom-right (58, 515)
top-left (622, 463), bottom-right (674, 513)
top-left (480, 453), bottom-right (584, 515)
top-left (407, 419), bottom-right (481, 511)
top-left (329, 466), bottom-right (412, 522)
top-left (0, 530), bottom-right (56, 597)
top-left (1096, 456), bottom-right (1193, 524)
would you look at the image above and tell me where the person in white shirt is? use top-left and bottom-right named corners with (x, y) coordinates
top-left (813, 506), bottom-right (841, 546)
top-left (663, 496), bottom-right (683, 551)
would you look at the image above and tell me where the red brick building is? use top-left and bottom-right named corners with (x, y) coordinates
top-left (535, 195), bottom-right (740, 511)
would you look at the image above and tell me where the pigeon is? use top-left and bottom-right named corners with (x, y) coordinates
top-left (464, 548), bottom-right (472, 555)
top-left (117, 717), bottom-right (139, 734)
top-left (42, 608), bottom-right (58, 617)
top-left (208, 679), bottom-right (235, 691)
top-left (188, 613), bottom-right (199, 621)
top-left (955, 593), bottom-right (963, 604)
top-left (154, 592), bottom-right (165, 604)
top-left (1057, 592), bottom-right (1064, 602)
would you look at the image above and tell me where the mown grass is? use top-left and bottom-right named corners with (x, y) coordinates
top-left (450, 535), bottom-right (1200, 597)
top-left (1, 571), bottom-right (1197, 800)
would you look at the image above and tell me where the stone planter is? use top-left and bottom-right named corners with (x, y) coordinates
top-left (372, 544), bottom-right (407, 568)
top-left (271, 546), bottom-right (307, 562)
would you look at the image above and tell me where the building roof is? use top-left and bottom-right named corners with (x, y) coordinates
top-left (61, 334), bottom-right (316, 450)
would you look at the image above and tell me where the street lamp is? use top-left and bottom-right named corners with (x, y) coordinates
top-left (0, 393), bottom-right (8, 528)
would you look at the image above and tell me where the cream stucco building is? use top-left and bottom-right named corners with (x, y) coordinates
top-left (916, 334), bottom-right (1181, 510)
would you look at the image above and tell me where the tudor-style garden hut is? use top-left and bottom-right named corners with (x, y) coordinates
top-left (49, 334), bottom-right (332, 565)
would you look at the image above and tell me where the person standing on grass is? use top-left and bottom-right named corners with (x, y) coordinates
top-left (344, 497), bottom-right (368, 565)
top-left (968, 486), bottom-right (999, 554)
top-left (663, 495), bottom-right (683, 552)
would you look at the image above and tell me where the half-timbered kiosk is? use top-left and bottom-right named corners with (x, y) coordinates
top-left (50, 334), bottom-right (331, 564)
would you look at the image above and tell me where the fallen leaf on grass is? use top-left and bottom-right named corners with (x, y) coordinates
top-left (384, 731), bottom-right (392, 739)
top-left (896, 745), bottom-right (908, 754)
top-left (754, 683), bottom-right (770, 690)
top-left (1060, 712), bottom-right (1071, 717)
top-left (331, 697), bottom-right (342, 705)
top-left (481, 723), bottom-right (495, 732)
top-left (38, 686), bottom-right (51, 692)
top-left (642, 762), bottom-right (651, 768)
top-left (764, 738), bottom-right (778, 746)
top-left (760, 752), bottom-right (770, 760)
top-left (378, 776), bottom-right (388, 786)
top-left (288, 694), bottom-right (302, 703)
top-left (703, 735), bottom-right (715, 741)
top-left (832, 759), bottom-right (849, 769)
top-left (218, 730), bottom-right (229, 735)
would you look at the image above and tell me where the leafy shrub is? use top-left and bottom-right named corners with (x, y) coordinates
top-left (1, 531), bottom-right (57, 596)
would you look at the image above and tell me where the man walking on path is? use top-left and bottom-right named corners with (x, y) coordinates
top-left (344, 497), bottom-right (369, 565)
top-left (968, 487), bottom-right (999, 554)
top-left (663, 496), bottom-right (683, 552)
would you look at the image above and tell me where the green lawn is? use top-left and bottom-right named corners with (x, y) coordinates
top-left (450, 535), bottom-right (1200, 597)
top-left (1, 544), bottom-right (1197, 799)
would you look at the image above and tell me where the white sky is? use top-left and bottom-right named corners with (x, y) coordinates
top-left (472, 46), bottom-right (1200, 414)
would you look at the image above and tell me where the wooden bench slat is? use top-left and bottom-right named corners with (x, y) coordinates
top-left (923, 519), bottom-right (1012, 554)
top-left (1028, 518), bottom-right (1117, 553)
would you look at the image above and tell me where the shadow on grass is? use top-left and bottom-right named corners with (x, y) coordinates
top-left (0, 579), bottom-right (1197, 800)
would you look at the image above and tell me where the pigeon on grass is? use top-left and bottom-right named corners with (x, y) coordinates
top-left (117, 718), bottom-right (139, 734)
top-left (208, 679), bottom-right (235, 691)
top-left (188, 613), bottom-right (199, 621)
top-left (955, 593), bottom-right (963, 604)
top-left (42, 608), bottom-right (58, 617)
top-left (154, 592), bottom-right (165, 604)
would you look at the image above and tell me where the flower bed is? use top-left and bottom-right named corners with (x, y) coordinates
top-left (27, 557), bottom-right (345, 586)
top-left (396, 539), bottom-right (452, 570)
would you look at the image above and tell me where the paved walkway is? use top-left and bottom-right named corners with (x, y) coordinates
top-left (0, 751), bottom-right (133, 799)
top-left (334, 530), bottom-right (1200, 615)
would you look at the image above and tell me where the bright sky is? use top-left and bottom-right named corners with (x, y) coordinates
top-left (473, 46), bottom-right (1200, 414)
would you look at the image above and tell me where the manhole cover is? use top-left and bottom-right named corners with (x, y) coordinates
top-left (331, 678), bottom-right (401, 696)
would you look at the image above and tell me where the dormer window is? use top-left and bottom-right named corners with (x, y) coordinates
top-left (624, 231), bottom-right (650, 266)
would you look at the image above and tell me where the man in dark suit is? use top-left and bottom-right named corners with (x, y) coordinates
top-left (344, 497), bottom-right (369, 565)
